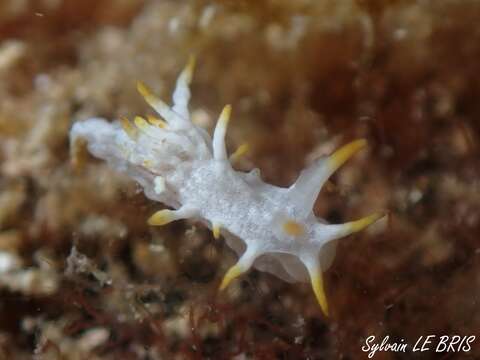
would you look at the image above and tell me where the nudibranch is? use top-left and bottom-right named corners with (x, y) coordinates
top-left (70, 57), bottom-right (385, 316)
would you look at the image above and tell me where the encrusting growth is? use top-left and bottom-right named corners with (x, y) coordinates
top-left (70, 57), bottom-right (386, 316)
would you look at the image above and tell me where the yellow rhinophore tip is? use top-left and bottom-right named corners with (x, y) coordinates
top-left (184, 55), bottom-right (196, 83)
top-left (311, 272), bottom-right (329, 316)
top-left (229, 143), bottom-right (249, 163)
top-left (134, 116), bottom-right (150, 131)
top-left (137, 81), bottom-right (149, 97)
top-left (212, 223), bottom-right (221, 239)
top-left (137, 82), bottom-right (172, 119)
top-left (328, 139), bottom-right (367, 170)
top-left (282, 219), bottom-right (306, 237)
top-left (348, 211), bottom-right (386, 233)
top-left (147, 115), bottom-right (167, 128)
top-left (219, 104), bottom-right (232, 126)
top-left (147, 209), bottom-right (175, 226)
top-left (219, 264), bottom-right (244, 291)
top-left (120, 117), bottom-right (138, 139)
top-left (137, 81), bottom-right (160, 107)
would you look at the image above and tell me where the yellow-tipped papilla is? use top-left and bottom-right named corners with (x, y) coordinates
top-left (315, 211), bottom-right (386, 244)
top-left (286, 138), bottom-right (368, 219)
top-left (302, 256), bottom-right (329, 316)
top-left (310, 271), bottom-right (329, 316)
top-left (147, 115), bottom-right (167, 128)
top-left (138, 80), bottom-right (189, 126)
top-left (219, 104), bottom-right (231, 126)
top-left (182, 54), bottom-right (196, 84)
top-left (120, 117), bottom-right (138, 140)
top-left (213, 104), bottom-right (232, 160)
top-left (219, 263), bottom-right (245, 291)
top-left (134, 116), bottom-right (150, 131)
top-left (137, 81), bottom-right (155, 102)
top-left (219, 246), bottom-right (257, 291)
top-left (212, 223), bottom-right (221, 239)
top-left (148, 206), bottom-right (198, 227)
top-left (346, 211), bottom-right (386, 233)
top-left (229, 143), bottom-right (249, 163)
top-left (327, 139), bottom-right (367, 172)
top-left (147, 209), bottom-right (177, 226)
top-left (137, 81), bottom-right (172, 118)
top-left (172, 55), bottom-right (196, 119)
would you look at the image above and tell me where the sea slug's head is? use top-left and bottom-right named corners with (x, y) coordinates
top-left (70, 57), bottom-right (214, 175)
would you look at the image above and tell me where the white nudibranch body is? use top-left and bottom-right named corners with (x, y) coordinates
top-left (70, 58), bottom-right (385, 316)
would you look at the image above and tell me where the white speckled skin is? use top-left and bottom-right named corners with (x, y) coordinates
top-left (70, 59), bottom-right (384, 314)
